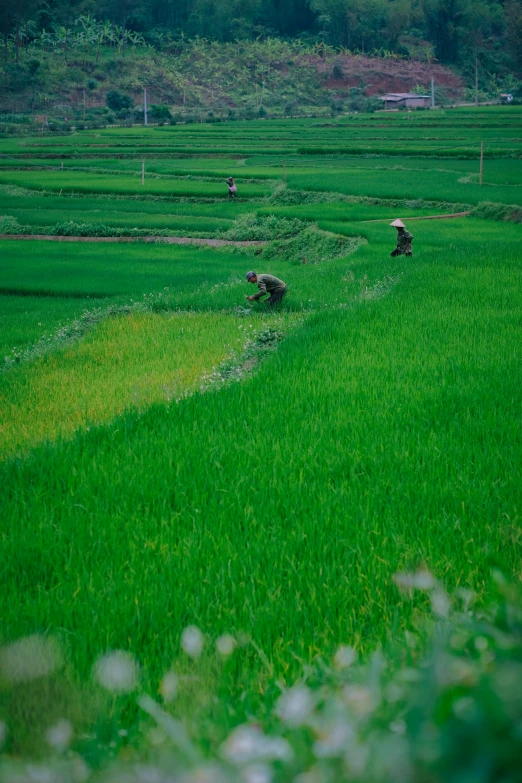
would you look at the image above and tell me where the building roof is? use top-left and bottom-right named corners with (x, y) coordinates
top-left (380, 93), bottom-right (431, 99)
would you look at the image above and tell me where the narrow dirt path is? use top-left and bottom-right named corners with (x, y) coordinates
top-left (361, 211), bottom-right (471, 223)
top-left (0, 234), bottom-right (265, 246)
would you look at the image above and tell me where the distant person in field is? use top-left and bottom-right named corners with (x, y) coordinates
top-left (245, 271), bottom-right (287, 307)
top-left (226, 177), bottom-right (237, 198)
top-left (390, 219), bottom-right (413, 257)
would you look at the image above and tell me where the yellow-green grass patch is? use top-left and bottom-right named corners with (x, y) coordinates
top-left (0, 311), bottom-right (255, 458)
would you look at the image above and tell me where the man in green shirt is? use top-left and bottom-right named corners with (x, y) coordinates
top-left (245, 271), bottom-right (287, 306)
top-left (390, 219), bottom-right (413, 257)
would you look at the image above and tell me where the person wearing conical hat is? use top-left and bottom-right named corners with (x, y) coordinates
top-left (390, 219), bottom-right (413, 257)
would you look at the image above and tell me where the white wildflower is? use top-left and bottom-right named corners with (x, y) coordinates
top-left (294, 766), bottom-right (327, 783)
top-left (94, 650), bottom-right (139, 694)
top-left (46, 719), bottom-right (73, 753)
top-left (24, 765), bottom-right (54, 783)
top-left (439, 656), bottom-right (478, 687)
top-left (0, 635), bottom-right (63, 683)
top-left (394, 570), bottom-right (436, 592)
top-left (216, 634), bottom-right (237, 657)
top-left (220, 725), bottom-right (293, 765)
top-left (430, 589), bottom-right (450, 618)
top-left (188, 763), bottom-right (227, 783)
top-left (159, 671), bottom-right (179, 703)
top-left (333, 645), bottom-right (357, 670)
top-left (342, 685), bottom-right (373, 716)
top-left (385, 682), bottom-right (404, 703)
top-left (72, 756), bottom-right (90, 782)
top-left (242, 763), bottom-right (273, 783)
top-left (343, 739), bottom-right (370, 776)
top-left (275, 685), bottom-right (315, 727)
top-left (313, 722), bottom-right (353, 758)
top-left (181, 626), bottom-right (204, 659)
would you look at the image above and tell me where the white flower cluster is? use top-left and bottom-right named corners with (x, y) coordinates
top-left (94, 650), bottom-right (140, 693)
top-left (0, 635), bottom-right (63, 683)
top-left (2, 576), bottom-right (520, 783)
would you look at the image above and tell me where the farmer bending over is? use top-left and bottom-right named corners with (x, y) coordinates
top-left (245, 271), bottom-right (287, 307)
top-left (390, 219), bottom-right (413, 257)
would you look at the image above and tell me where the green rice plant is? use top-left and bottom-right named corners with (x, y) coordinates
top-left (0, 241), bottom-right (252, 298)
top-left (0, 171), bottom-right (272, 199)
top-left (258, 201), bottom-right (456, 223)
top-left (0, 295), bottom-right (90, 357)
top-left (287, 169), bottom-right (522, 207)
top-left (0, 209), bottom-right (233, 234)
top-left (0, 186), bottom-right (255, 220)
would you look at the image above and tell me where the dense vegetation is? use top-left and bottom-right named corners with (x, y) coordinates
top-left (1, 0), bottom-right (522, 121)
top-left (2, 0), bottom-right (522, 71)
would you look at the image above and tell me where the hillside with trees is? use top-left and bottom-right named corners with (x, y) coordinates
top-left (1, 0), bottom-right (521, 124)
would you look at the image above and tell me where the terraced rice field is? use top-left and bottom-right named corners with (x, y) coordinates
top-left (1, 106), bottom-right (521, 766)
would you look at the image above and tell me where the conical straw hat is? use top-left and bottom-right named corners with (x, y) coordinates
top-left (390, 219), bottom-right (405, 228)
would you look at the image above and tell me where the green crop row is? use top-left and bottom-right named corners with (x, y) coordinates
top-left (287, 169), bottom-right (522, 207)
top-left (0, 170), bottom-right (273, 199)
top-left (0, 241), bottom-right (253, 299)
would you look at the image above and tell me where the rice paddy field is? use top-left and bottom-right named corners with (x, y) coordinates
top-left (0, 106), bottom-right (521, 776)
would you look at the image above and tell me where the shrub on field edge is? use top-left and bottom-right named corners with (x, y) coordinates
top-left (472, 201), bottom-right (522, 223)
top-left (0, 216), bottom-right (22, 233)
top-left (262, 225), bottom-right (360, 265)
top-left (0, 220), bottom-right (213, 240)
top-left (106, 90), bottom-right (134, 113)
top-left (267, 183), bottom-right (350, 205)
top-left (219, 212), bottom-right (305, 241)
top-left (1, 573), bottom-right (521, 781)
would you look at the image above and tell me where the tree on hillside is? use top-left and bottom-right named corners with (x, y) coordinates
top-left (504, 0), bottom-right (522, 75)
top-left (309, 0), bottom-right (415, 52)
top-left (106, 89), bottom-right (133, 111)
top-left (0, 0), bottom-right (16, 61)
top-left (421, 0), bottom-right (465, 63)
top-left (2, 0), bottom-right (40, 62)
